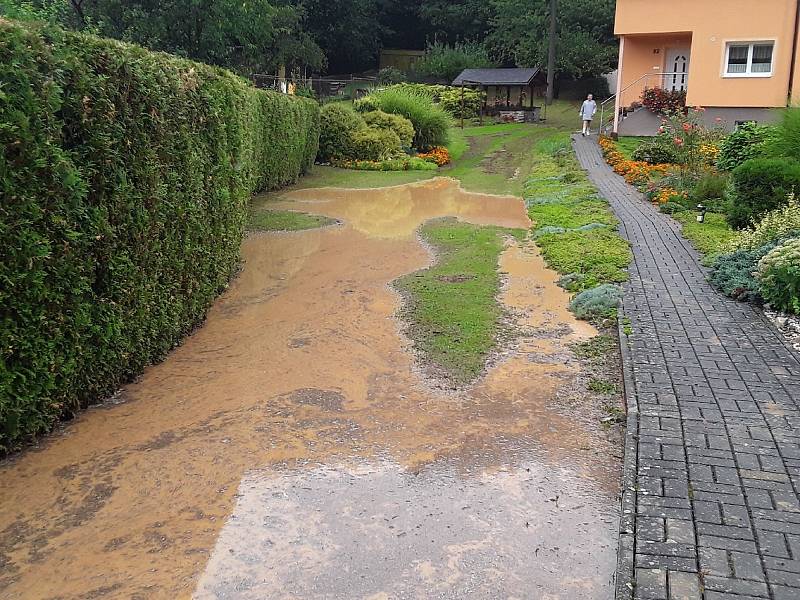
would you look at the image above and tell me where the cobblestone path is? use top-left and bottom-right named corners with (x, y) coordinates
top-left (573, 135), bottom-right (800, 600)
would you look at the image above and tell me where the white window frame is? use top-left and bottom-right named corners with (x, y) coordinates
top-left (723, 41), bottom-right (775, 78)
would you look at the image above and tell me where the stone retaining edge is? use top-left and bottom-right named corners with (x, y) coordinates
top-left (615, 301), bottom-right (638, 600)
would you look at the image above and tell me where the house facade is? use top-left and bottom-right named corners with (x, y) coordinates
top-left (612, 0), bottom-right (800, 134)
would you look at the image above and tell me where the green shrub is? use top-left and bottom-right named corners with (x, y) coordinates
top-left (363, 110), bottom-right (414, 147)
top-left (569, 285), bottom-right (621, 320)
top-left (378, 67), bottom-right (407, 85)
top-left (632, 137), bottom-right (679, 165)
top-left (0, 20), bottom-right (319, 450)
top-left (350, 127), bottom-right (402, 161)
top-left (334, 156), bottom-right (438, 171)
top-left (710, 241), bottom-right (782, 302)
top-left (757, 239), bottom-right (800, 313)
top-left (318, 102), bottom-right (367, 161)
top-left (730, 194), bottom-right (800, 250)
top-left (355, 87), bottom-right (451, 149)
top-left (717, 121), bottom-right (771, 171)
top-left (726, 158), bottom-right (800, 229)
top-left (660, 201), bottom-right (688, 214)
top-left (437, 87), bottom-right (484, 120)
top-left (766, 106), bottom-right (800, 162)
top-left (411, 41), bottom-right (495, 82)
top-left (692, 171), bottom-right (729, 207)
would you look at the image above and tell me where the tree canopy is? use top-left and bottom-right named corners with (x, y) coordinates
top-left (1, 0), bottom-right (618, 79)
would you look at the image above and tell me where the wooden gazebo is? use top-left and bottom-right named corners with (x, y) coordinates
top-left (452, 68), bottom-right (546, 122)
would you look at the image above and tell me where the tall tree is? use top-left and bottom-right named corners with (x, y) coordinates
top-left (488, 0), bottom-right (616, 79)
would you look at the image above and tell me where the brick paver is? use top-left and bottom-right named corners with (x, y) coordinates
top-left (572, 135), bottom-right (800, 600)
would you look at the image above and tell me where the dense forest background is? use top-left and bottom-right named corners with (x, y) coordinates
top-left (0, 0), bottom-right (617, 79)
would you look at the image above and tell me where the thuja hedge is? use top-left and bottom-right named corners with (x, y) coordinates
top-left (0, 20), bottom-right (320, 450)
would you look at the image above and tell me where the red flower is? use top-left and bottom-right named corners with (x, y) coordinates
top-left (674, 137), bottom-right (684, 146)
top-left (682, 122), bottom-right (692, 132)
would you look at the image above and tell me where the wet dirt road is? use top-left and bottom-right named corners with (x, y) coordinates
top-left (0, 178), bottom-right (620, 599)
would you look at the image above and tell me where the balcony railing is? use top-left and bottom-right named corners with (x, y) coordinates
top-left (598, 72), bottom-right (687, 135)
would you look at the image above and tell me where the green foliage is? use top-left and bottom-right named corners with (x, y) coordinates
top-left (488, 0), bottom-right (617, 79)
top-left (412, 41), bottom-right (495, 82)
top-left (81, 0), bottom-right (325, 74)
top-left (378, 66), bottom-right (407, 85)
top-left (355, 87), bottom-right (451, 149)
top-left (757, 239), bottom-right (800, 313)
top-left (395, 219), bottom-right (524, 384)
top-left (727, 158), bottom-right (800, 229)
top-left (248, 210), bottom-right (334, 231)
top-left (437, 87), bottom-right (484, 120)
top-left (558, 76), bottom-right (611, 101)
top-left (334, 156), bottom-right (438, 171)
top-left (691, 171), bottom-right (729, 205)
top-left (672, 211), bottom-right (737, 264)
top-left (569, 284), bottom-right (621, 319)
top-left (717, 121), bottom-right (771, 171)
top-left (318, 103), bottom-right (366, 162)
top-left (710, 241), bottom-right (782, 302)
top-left (632, 137), bottom-right (679, 165)
top-left (0, 20), bottom-right (319, 450)
top-left (731, 194), bottom-right (800, 250)
top-left (363, 110), bottom-right (415, 147)
top-left (766, 106), bottom-right (800, 162)
top-left (350, 127), bottom-right (402, 161)
top-left (659, 201), bottom-right (688, 214)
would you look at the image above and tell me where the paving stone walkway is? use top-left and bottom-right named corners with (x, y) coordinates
top-left (573, 135), bottom-right (800, 600)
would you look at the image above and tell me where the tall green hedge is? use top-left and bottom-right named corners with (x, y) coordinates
top-left (0, 19), bottom-right (320, 451)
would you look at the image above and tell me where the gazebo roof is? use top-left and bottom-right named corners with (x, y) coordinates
top-left (452, 68), bottom-right (542, 86)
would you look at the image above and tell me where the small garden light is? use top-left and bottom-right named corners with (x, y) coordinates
top-left (696, 203), bottom-right (707, 223)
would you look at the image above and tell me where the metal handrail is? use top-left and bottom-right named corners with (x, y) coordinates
top-left (597, 72), bottom-right (686, 135)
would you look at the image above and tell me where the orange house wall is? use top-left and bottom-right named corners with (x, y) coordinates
top-left (615, 0), bottom-right (800, 108)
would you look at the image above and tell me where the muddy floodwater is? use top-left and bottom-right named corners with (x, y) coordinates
top-left (0, 178), bottom-right (621, 599)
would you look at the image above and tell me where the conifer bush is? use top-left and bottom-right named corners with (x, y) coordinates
top-left (0, 20), bottom-right (320, 450)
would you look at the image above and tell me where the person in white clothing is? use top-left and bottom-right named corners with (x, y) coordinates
top-left (579, 94), bottom-right (597, 136)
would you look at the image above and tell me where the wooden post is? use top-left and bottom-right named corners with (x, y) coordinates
top-left (546, 0), bottom-right (558, 105)
top-left (461, 83), bottom-right (465, 129)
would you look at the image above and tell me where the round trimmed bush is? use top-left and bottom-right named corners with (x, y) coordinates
top-left (632, 138), bottom-right (679, 165)
top-left (350, 128), bottom-right (402, 161)
top-left (318, 103), bottom-right (366, 162)
top-left (363, 110), bottom-right (414, 147)
top-left (726, 158), bottom-right (800, 229)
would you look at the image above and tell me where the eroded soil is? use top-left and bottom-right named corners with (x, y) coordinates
top-left (0, 178), bottom-right (621, 599)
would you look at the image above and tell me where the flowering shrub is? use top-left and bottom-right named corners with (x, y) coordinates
top-left (730, 194), bottom-right (800, 250)
top-left (599, 136), bottom-right (669, 188)
top-left (333, 157), bottom-right (438, 171)
top-left (650, 186), bottom-right (688, 205)
top-left (417, 146), bottom-right (451, 166)
top-left (641, 87), bottom-right (687, 114)
top-left (658, 108), bottom-right (725, 171)
top-left (757, 239), bottom-right (800, 313)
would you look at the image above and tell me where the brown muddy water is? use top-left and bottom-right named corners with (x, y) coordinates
top-left (0, 178), bottom-right (621, 599)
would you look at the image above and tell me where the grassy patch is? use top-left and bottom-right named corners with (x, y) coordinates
top-left (524, 133), bottom-right (631, 291)
top-left (589, 378), bottom-right (618, 394)
top-left (615, 136), bottom-right (648, 159)
top-left (248, 210), bottom-right (335, 231)
top-left (672, 211), bottom-right (737, 265)
top-left (572, 334), bottom-right (618, 360)
top-left (395, 219), bottom-right (525, 384)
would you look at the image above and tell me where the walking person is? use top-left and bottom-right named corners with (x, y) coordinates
top-left (579, 94), bottom-right (597, 136)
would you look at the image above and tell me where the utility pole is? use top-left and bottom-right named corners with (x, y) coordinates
top-left (546, 0), bottom-right (558, 105)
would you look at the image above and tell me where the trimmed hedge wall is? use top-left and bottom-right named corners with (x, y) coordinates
top-left (0, 20), bottom-right (320, 451)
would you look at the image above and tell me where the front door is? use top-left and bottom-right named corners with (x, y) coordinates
top-left (665, 47), bottom-right (690, 92)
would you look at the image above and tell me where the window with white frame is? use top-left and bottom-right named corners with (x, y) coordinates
top-left (725, 42), bottom-right (774, 77)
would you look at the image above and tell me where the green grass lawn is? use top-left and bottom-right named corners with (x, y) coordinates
top-left (672, 210), bottom-right (737, 265)
top-left (248, 209), bottom-right (335, 231)
top-left (615, 136), bottom-right (648, 160)
top-left (395, 219), bottom-right (526, 384)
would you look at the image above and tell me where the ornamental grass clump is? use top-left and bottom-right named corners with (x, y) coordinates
top-left (355, 87), bottom-right (451, 149)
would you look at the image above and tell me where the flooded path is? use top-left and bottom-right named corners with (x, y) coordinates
top-left (0, 178), bottom-right (620, 599)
